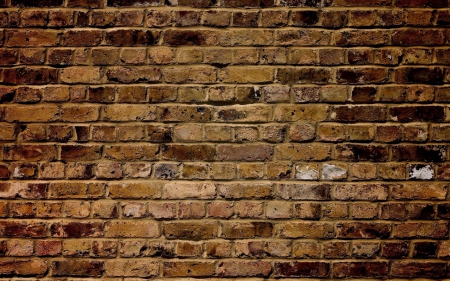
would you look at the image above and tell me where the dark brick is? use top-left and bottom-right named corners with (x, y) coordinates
top-left (392, 145), bottom-right (447, 162)
top-left (68, 0), bottom-right (104, 7)
top-left (60, 145), bottom-right (102, 161)
top-left (280, 0), bottom-right (321, 6)
top-left (0, 221), bottom-right (47, 237)
top-left (391, 262), bottom-right (447, 278)
top-left (413, 242), bottom-right (438, 258)
top-left (50, 222), bottom-right (103, 238)
top-left (105, 30), bottom-right (160, 46)
top-left (336, 68), bottom-right (388, 84)
top-left (395, 0), bottom-right (448, 7)
top-left (12, 0), bottom-right (63, 6)
top-left (222, 0), bottom-right (275, 7)
top-left (108, 0), bottom-right (160, 5)
top-left (395, 67), bottom-right (444, 84)
top-left (331, 106), bottom-right (386, 122)
top-left (163, 30), bottom-right (208, 46)
top-left (350, 87), bottom-right (377, 103)
top-left (336, 222), bottom-right (391, 239)
top-left (438, 204), bottom-right (450, 219)
top-left (274, 262), bottom-right (329, 277)
top-left (291, 11), bottom-right (319, 26)
top-left (170, 0), bottom-right (213, 7)
top-left (88, 87), bottom-right (115, 103)
top-left (389, 106), bottom-right (445, 122)
top-left (3, 68), bottom-right (58, 85)
top-left (392, 30), bottom-right (445, 45)
top-left (51, 260), bottom-right (104, 277)
top-left (333, 262), bottom-right (388, 278)
top-left (381, 242), bottom-right (409, 258)
top-left (0, 49), bottom-right (17, 65)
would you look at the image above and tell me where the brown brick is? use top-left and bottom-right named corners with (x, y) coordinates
top-left (221, 222), bottom-right (273, 238)
top-left (333, 262), bottom-right (388, 278)
top-left (0, 221), bottom-right (47, 237)
top-left (336, 222), bottom-right (391, 239)
top-left (164, 221), bottom-right (217, 239)
top-left (0, 260), bottom-right (47, 277)
top-left (274, 262), bottom-right (329, 277)
top-left (105, 260), bottom-right (158, 277)
top-left (163, 261), bottom-right (215, 277)
top-left (51, 260), bottom-right (103, 277)
top-left (105, 221), bottom-right (159, 238)
top-left (391, 261), bottom-right (447, 278)
top-left (218, 261), bottom-right (271, 277)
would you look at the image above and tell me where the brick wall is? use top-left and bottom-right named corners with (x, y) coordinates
top-left (0, 0), bottom-right (450, 279)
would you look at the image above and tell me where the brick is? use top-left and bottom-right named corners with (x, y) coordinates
top-left (105, 221), bottom-right (159, 238)
top-left (36, 240), bottom-right (61, 256)
top-left (163, 261), bottom-right (215, 277)
top-left (392, 222), bottom-right (448, 238)
top-left (51, 260), bottom-right (103, 277)
top-left (333, 262), bottom-right (388, 278)
top-left (218, 261), bottom-right (271, 277)
top-left (49, 182), bottom-right (104, 199)
top-left (68, 0), bottom-right (103, 7)
top-left (335, 144), bottom-right (388, 162)
top-left (394, 67), bottom-right (444, 84)
top-left (335, 30), bottom-right (387, 46)
top-left (163, 182), bottom-right (215, 199)
top-left (91, 240), bottom-right (117, 257)
top-left (279, 222), bottom-right (334, 238)
top-left (104, 144), bottom-right (159, 160)
top-left (391, 261), bottom-right (447, 278)
top-left (221, 222), bottom-right (273, 238)
top-left (105, 260), bottom-right (159, 277)
top-left (108, 0), bottom-right (160, 5)
top-left (164, 221), bottom-right (217, 239)
top-left (275, 30), bottom-right (330, 46)
top-left (3, 68), bottom-right (58, 85)
top-left (3, 145), bottom-right (57, 161)
top-left (334, 184), bottom-right (388, 201)
top-left (0, 260), bottom-right (47, 276)
top-left (277, 183), bottom-right (330, 200)
top-left (0, 221), bottom-right (47, 237)
top-left (275, 144), bottom-right (331, 161)
top-left (395, 0), bottom-right (448, 7)
top-left (109, 182), bottom-right (161, 199)
top-left (219, 183), bottom-right (272, 199)
top-left (392, 29), bottom-right (445, 45)
top-left (6, 30), bottom-right (60, 47)
top-left (336, 222), bottom-right (391, 239)
top-left (216, 105), bottom-right (272, 122)
top-left (62, 30), bottom-right (102, 46)
top-left (392, 145), bottom-right (446, 162)
top-left (217, 144), bottom-right (273, 161)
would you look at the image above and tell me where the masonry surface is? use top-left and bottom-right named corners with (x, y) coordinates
top-left (0, 0), bottom-right (449, 279)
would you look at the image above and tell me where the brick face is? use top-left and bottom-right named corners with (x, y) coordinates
top-left (0, 0), bottom-right (449, 279)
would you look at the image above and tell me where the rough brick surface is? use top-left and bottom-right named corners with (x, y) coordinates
top-left (0, 0), bottom-right (449, 279)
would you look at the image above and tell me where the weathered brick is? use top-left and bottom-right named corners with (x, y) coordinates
top-left (218, 261), bottom-right (271, 277)
top-left (280, 222), bottom-right (334, 238)
top-left (163, 261), bottom-right (215, 277)
top-left (0, 260), bottom-right (47, 276)
top-left (164, 221), bottom-right (217, 239)
top-left (333, 262), bottom-right (388, 278)
top-left (391, 261), bottom-right (447, 278)
top-left (105, 221), bottom-right (159, 238)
